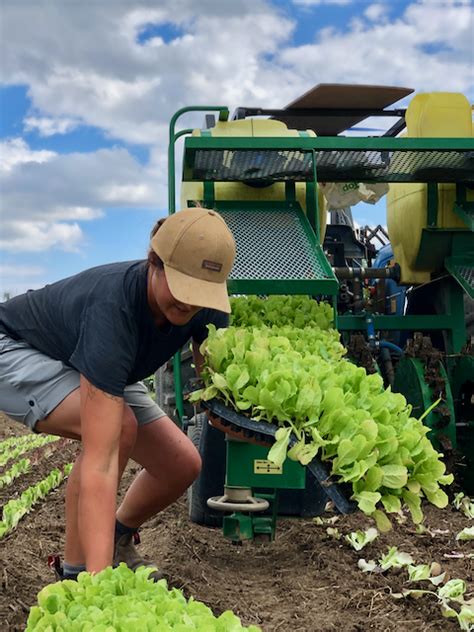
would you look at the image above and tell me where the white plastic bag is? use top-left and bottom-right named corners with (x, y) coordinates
top-left (320, 182), bottom-right (389, 210)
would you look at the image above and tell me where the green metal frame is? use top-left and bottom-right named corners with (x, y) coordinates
top-left (184, 136), bottom-right (474, 154)
top-left (393, 357), bottom-right (457, 448)
top-left (164, 105), bottom-right (474, 538)
top-left (168, 107), bottom-right (229, 422)
top-left (168, 106), bottom-right (230, 215)
top-left (339, 280), bottom-right (467, 354)
top-left (168, 106), bottom-right (474, 427)
top-left (221, 439), bottom-right (306, 542)
top-left (453, 183), bottom-right (474, 231)
top-left (195, 199), bottom-right (338, 296)
top-left (183, 136), bottom-right (474, 184)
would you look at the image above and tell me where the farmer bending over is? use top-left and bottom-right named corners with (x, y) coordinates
top-left (0, 207), bottom-right (236, 579)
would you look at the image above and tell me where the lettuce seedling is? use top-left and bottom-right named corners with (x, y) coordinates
top-left (379, 546), bottom-right (414, 571)
top-left (345, 528), bottom-right (378, 551)
top-left (456, 527), bottom-right (474, 541)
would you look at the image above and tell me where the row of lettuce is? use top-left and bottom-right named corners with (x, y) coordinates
top-left (316, 513), bottom-right (473, 631)
top-left (27, 564), bottom-right (261, 631)
top-left (1, 424), bottom-right (261, 630)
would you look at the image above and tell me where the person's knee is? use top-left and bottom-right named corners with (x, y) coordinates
top-left (183, 442), bottom-right (202, 485)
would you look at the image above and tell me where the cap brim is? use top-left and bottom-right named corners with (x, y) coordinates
top-left (164, 264), bottom-right (231, 314)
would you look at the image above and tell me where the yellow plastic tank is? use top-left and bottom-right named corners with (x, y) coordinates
top-left (386, 92), bottom-right (473, 284)
top-left (181, 118), bottom-right (327, 243)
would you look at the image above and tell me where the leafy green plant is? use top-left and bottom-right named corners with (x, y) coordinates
top-left (230, 295), bottom-right (334, 330)
top-left (0, 434), bottom-right (59, 468)
top-left (406, 563), bottom-right (446, 586)
top-left (379, 546), bottom-right (415, 570)
top-left (344, 527), bottom-right (378, 551)
top-left (453, 493), bottom-right (474, 519)
top-left (26, 564), bottom-right (261, 631)
top-left (190, 296), bottom-right (453, 528)
top-left (0, 457), bottom-right (30, 489)
top-left (393, 579), bottom-right (474, 631)
top-left (456, 527), bottom-right (474, 541)
top-left (0, 463), bottom-right (72, 538)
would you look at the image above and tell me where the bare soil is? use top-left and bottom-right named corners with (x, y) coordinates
top-left (0, 413), bottom-right (472, 632)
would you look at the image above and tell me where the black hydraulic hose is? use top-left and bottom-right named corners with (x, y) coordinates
top-left (333, 265), bottom-right (400, 281)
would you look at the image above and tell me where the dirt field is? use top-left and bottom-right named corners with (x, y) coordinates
top-left (0, 412), bottom-right (472, 632)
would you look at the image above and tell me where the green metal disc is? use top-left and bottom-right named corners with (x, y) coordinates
top-left (393, 357), bottom-right (456, 448)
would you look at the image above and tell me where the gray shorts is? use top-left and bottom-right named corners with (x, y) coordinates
top-left (0, 333), bottom-right (166, 431)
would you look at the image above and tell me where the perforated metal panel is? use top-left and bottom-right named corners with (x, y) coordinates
top-left (189, 148), bottom-right (474, 183)
top-left (457, 265), bottom-right (474, 295)
top-left (219, 208), bottom-right (332, 282)
top-left (316, 149), bottom-right (474, 183)
top-left (193, 149), bottom-right (313, 182)
top-left (446, 256), bottom-right (474, 299)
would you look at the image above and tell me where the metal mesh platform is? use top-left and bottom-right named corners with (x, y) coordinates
top-left (188, 148), bottom-right (474, 183)
top-left (192, 150), bottom-right (313, 182)
top-left (445, 255), bottom-right (474, 299)
top-left (216, 204), bottom-right (338, 295)
top-left (184, 137), bottom-right (474, 184)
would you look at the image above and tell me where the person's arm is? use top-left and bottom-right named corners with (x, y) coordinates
top-left (79, 374), bottom-right (124, 573)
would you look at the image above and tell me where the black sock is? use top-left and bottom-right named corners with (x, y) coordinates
top-left (115, 518), bottom-right (138, 542)
top-left (63, 561), bottom-right (86, 578)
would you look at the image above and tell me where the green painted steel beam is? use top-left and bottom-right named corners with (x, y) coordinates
top-left (185, 136), bottom-right (474, 152)
top-left (168, 105), bottom-right (229, 214)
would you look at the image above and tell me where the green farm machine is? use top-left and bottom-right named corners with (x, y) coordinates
top-left (159, 84), bottom-right (474, 542)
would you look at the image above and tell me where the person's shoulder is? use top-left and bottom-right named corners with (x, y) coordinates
top-left (79, 260), bottom-right (147, 290)
top-left (86, 260), bottom-right (145, 277)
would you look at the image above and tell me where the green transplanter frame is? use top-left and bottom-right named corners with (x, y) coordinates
top-left (182, 136), bottom-right (474, 184)
top-left (168, 106), bottom-right (474, 424)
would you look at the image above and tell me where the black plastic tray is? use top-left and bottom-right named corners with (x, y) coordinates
top-left (201, 398), bottom-right (356, 515)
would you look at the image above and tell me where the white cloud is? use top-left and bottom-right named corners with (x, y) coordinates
top-left (24, 116), bottom-right (79, 136)
top-left (2, 0), bottom-right (471, 151)
top-left (364, 3), bottom-right (389, 22)
top-left (0, 138), bottom-right (56, 172)
top-left (293, 0), bottom-right (352, 5)
top-left (0, 0), bottom-right (472, 260)
top-left (1, 141), bottom-right (160, 218)
top-left (0, 140), bottom-right (163, 253)
top-left (0, 220), bottom-right (84, 253)
top-left (279, 1), bottom-right (473, 96)
top-left (1, 1), bottom-right (296, 145)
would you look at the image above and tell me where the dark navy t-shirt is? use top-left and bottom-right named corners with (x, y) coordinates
top-left (0, 261), bottom-right (228, 396)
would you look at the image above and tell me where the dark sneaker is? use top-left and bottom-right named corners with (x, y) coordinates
top-left (113, 533), bottom-right (164, 582)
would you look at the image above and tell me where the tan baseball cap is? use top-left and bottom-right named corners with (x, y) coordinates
top-left (150, 208), bottom-right (236, 313)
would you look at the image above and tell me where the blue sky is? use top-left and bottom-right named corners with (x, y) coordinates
top-left (1, 0), bottom-right (472, 296)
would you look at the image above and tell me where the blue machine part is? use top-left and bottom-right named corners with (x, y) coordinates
top-left (373, 244), bottom-right (407, 317)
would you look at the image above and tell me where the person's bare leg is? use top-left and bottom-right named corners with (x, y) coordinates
top-left (36, 389), bottom-right (137, 565)
top-left (116, 416), bottom-right (201, 528)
